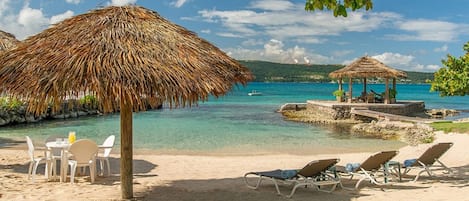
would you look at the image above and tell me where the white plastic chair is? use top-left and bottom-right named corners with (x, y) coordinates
top-left (66, 139), bottom-right (98, 183)
top-left (26, 136), bottom-right (51, 182)
top-left (97, 135), bottom-right (115, 176)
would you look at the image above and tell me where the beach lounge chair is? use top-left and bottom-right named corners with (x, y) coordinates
top-left (244, 158), bottom-right (340, 198)
top-left (401, 142), bottom-right (453, 181)
top-left (335, 151), bottom-right (398, 189)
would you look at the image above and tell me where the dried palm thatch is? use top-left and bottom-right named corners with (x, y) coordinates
top-left (329, 56), bottom-right (407, 78)
top-left (0, 30), bottom-right (19, 52)
top-left (0, 6), bottom-right (252, 115)
top-left (0, 6), bottom-right (252, 199)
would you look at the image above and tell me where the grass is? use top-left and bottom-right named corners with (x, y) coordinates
top-left (430, 121), bottom-right (469, 134)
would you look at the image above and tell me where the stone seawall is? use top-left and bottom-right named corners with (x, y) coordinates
top-left (305, 100), bottom-right (426, 121)
top-left (0, 100), bottom-right (162, 126)
top-left (0, 101), bottom-right (100, 126)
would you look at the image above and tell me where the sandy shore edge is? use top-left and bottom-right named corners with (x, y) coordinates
top-left (1, 132), bottom-right (468, 201)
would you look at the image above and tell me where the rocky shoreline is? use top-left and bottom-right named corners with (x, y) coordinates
top-left (0, 99), bottom-right (162, 127)
top-left (281, 108), bottom-right (462, 145)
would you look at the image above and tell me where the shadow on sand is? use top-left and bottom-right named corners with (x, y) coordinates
top-left (136, 165), bottom-right (468, 201)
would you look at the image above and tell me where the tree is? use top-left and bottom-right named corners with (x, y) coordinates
top-left (305, 0), bottom-right (373, 17)
top-left (431, 41), bottom-right (469, 96)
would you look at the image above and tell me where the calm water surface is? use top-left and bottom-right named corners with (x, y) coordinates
top-left (1, 83), bottom-right (467, 155)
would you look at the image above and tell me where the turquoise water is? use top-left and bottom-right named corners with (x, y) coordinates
top-left (1, 83), bottom-right (467, 155)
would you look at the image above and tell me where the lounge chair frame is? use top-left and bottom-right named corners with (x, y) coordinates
top-left (402, 142), bottom-right (453, 182)
top-left (244, 159), bottom-right (340, 198)
top-left (336, 151), bottom-right (398, 189)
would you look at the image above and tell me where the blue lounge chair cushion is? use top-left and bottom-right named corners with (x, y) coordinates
top-left (255, 169), bottom-right (298, 180)
top-left (281, 170), bottom-right (298, 179)
top-left (345, 163), bottom-right (361, 172)
top-left (404, 159), bottom-right (417, 167)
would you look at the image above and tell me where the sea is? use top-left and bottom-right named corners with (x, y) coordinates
top-left (0, 82), bottom-right (467, 155)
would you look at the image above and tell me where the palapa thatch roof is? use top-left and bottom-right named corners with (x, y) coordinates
top-left (329, 56), bottom-right (407, 79)
top-left (0, 6), bottom-right (252, 114)
top-left (0, 30), bottom-right (19, 52)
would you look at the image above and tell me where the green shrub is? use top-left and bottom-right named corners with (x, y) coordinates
top-left (0, 96), bottom-right (24, 110)
top-left (79, 95), bottom-right (97, 106)
top-left (332, 89), bottom-right (345, 97)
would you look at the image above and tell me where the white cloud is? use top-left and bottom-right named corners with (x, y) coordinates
top-left (50, 10), bottom-right (74, 24)
top-left (241, 38), bottom-right (264, 46)
top-left (249, 0), bottom-right (294, 11)
top-left (434, 44), bottom-right (448, 52)
top-left (372, 52), bottom-right (415, 66)
top-left (14, 5), bottom-right (49, 39)
top-left (199, 6), bottom-right (400, 41)
top-left (65, 0), bottom-right (81, 4)
top-left (107, 0), bottom-right (137, 6)
top-left (0, 2), bottom-right (78, 40)
top-left (18, 6), bottom-right (48, 27)
top-left (171, 0), bottom-right (188, 8)
top-left (226, 39), bottom-right (330, 64)
top-left (200, 29), bottom-right (211, 34)
top-left (342, 53), bottom-right (439, 72)
top-left (390, 20), bottom-right (459, 42)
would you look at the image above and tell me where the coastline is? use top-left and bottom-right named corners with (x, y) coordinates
top-left (1, 132), bottom-right (468, 200)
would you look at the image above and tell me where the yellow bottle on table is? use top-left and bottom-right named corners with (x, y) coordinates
top-left (68, 131), bottom-right (76, 144)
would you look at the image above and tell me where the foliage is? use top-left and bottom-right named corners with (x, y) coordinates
top-left (79, 95), bottom-right (97, 106)
top-left (431, 122), bottom-right (469, 134)
top-left (239, 60), bottom-right (434, 83)
top-left (431, 41), bottom-right (469, 96)
top-left (305, 0), bottom-right (373, 17)
top-left (0, 96), bottom-right (24, 110)
top-left (333, 89), bottom-right (345, 97)
top-left (388, 88), bottom-right (397, 98)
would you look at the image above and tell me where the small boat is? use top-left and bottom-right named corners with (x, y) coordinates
top-left (248, 90), bottom-right (262, 96)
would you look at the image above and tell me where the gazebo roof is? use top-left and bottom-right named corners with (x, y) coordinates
top-left (0, 30), bottom-right (19, 52)
top-left (329, 56), bottom-right (407, 79)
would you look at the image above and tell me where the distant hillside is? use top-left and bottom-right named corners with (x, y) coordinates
top-left (239, 60), bottom-right (434, 83)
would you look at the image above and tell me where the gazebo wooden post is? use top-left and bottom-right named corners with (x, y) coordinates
top-left (348, 77), bottom-right (353, 103)
top-left (392, 78), bottom-right (396, 90)
top-left (338, 78), bottom-right (343, 91)
top-left (384, 78), bottom-right (389, 104)
top-left (120, 94), bottom-right (133, 199)
top-left (363, 78), bottom-right (367, 93)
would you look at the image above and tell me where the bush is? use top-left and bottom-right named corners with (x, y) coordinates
top-left (0, 96), bottom-right (24, 110)
top-left (332, 89), bottom-right (345, 97)
top-left (79, 95), bottom-right (97, 106)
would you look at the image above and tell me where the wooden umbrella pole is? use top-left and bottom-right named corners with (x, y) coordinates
top-left (120, 94), bottom-right (133, 199)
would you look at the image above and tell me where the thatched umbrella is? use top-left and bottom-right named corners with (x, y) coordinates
top-left (0, 6), bottom-right (252, 199)
top-left (329, 56), bottom-right (407, 104)
top-left (0, 30), bottom-right (19, 52)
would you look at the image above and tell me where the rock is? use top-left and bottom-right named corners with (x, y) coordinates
top-left (426, 109), bottom-right (459, 118)
top-left (351, 119), bottom-right (434, 145)
top-left (0, 118), bottom-right (9, 126)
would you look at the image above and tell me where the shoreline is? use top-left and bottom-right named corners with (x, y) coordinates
top-left (1, 132), bottom-right (468, 200)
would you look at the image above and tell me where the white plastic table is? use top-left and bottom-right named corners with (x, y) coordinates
top-left (46, 141), bottom-right (70, 182)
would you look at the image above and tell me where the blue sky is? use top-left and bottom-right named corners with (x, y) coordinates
top-left (1, 0), bottom-right (468, 72)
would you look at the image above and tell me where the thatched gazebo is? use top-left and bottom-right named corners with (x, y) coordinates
top-left (0, 6), bottom-right (252, 199)
top-left (0, 30), bottom-right (19, 52)
top-left (329, 56), bottom-right (407, 104)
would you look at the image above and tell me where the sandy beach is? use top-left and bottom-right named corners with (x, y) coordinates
top-left (1, 132), bottom-right (468, 201)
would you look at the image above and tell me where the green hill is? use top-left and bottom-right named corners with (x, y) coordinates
top-left (239, 60), bottom-right (434, 83)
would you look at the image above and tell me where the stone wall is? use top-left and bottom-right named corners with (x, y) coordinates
top-left (306, 100), bottom-right (426, 121)
top-left (0, 100), bottom-right (100, 126)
